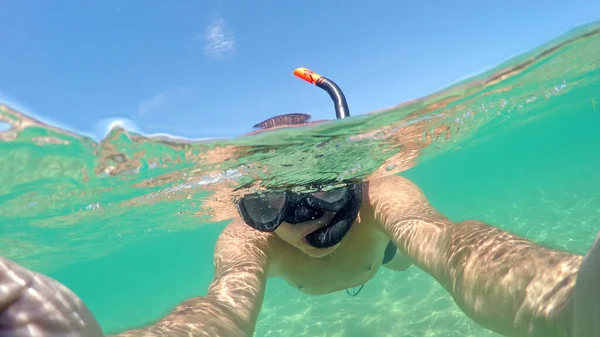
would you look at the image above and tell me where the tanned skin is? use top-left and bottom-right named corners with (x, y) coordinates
top-left (1, 175), bottom-right (596, 337)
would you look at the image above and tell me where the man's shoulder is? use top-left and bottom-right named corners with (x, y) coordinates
top-left (366, 175), bottom-right (423, 197)
top-left (213, 219), bottom-right (274, 271)
top-left (364, 174), bottom-right (438, 221)
top-left (367, 174), bottom-right (415, 185)
top-left (219, 218), bottom-right (272, 244)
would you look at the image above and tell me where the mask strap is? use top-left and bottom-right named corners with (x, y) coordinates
top-left (345, 284), bottom-right (365, 297)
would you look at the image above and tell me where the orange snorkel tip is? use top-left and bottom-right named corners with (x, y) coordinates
top-left (293, 67), bottom-right (323, 85)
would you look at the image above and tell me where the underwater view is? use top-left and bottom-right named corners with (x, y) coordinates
top-left (2, 17), bottom-right (600, 337)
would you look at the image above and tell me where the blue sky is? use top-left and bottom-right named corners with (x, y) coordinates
top-left (1, 1), bottom-right (599, 140)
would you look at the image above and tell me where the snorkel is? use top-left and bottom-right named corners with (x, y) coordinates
top-left (237, 68), bottom-right (362, 249)
top-left (292, 68), bottom-right (362, 249)
top-left (293, 67), bottom-right (350, 119)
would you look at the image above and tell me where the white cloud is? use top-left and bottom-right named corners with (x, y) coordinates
top-left (201, 17), bottom-right (236, 59)
top-left (136, 87), bottom-right (195, 115)
top-left (137, 91), bottom-right (168, 115)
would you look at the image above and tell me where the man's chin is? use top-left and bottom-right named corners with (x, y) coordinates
top-left (299, 241), bottom-right (339, 258)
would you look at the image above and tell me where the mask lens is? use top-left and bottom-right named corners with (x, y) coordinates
top-left (240, 192), bottom-right (286, 224)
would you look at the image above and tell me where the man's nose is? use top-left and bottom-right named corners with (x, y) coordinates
top-left (293, 206), bottom-right (323, 223)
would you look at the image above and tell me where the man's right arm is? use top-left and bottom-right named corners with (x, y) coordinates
top-left (113, 219), bottom-right (272, 337)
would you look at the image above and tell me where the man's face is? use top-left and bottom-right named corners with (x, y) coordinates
top-left (273, 211), bottom-right (341, 258)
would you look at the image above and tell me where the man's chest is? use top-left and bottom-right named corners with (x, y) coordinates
top-left (276, 228), bottom-right (389, 295)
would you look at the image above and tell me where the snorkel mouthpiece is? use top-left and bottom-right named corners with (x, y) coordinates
top-left (305, 220), bottom-right (353, 249)
top-left (304, 185), bottom-right (363, 249)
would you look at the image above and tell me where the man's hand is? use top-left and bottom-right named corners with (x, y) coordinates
top-left (0, 256), bottom-right (104, 337)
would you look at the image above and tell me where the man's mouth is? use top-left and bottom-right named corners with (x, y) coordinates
top-left (300, 217), bottom-right (331, 239)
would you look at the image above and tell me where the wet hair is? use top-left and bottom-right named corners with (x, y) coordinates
top-left (253, 113), bottom-right (312, 129)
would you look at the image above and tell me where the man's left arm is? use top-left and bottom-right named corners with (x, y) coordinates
top-left (366, 175), bottom-right (582, 337)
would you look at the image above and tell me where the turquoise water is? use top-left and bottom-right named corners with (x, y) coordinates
top-left (2, 22), bottom-right (600, 336)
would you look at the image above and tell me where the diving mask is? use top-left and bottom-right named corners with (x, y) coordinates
top-left (237, 184), bottom-right (363, 248)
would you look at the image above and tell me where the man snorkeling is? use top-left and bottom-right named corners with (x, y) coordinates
top-left (1, 68), bottom-right (599, 337)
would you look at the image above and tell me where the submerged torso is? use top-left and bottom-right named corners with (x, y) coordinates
top-left (268, 216), bottom-right (390, 295)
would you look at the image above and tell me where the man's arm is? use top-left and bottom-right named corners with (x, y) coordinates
top-left (366, 175), bottom-right (582, 337)
top-left (0, 218), bottom-right (271, 337)
top-left (113, 219), bottom-right (272, 337)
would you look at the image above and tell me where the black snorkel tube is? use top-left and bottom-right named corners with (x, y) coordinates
top-left (293, 67), bottom-right (350, 120)
top-left (292, 67), bottom-right (362, 250)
